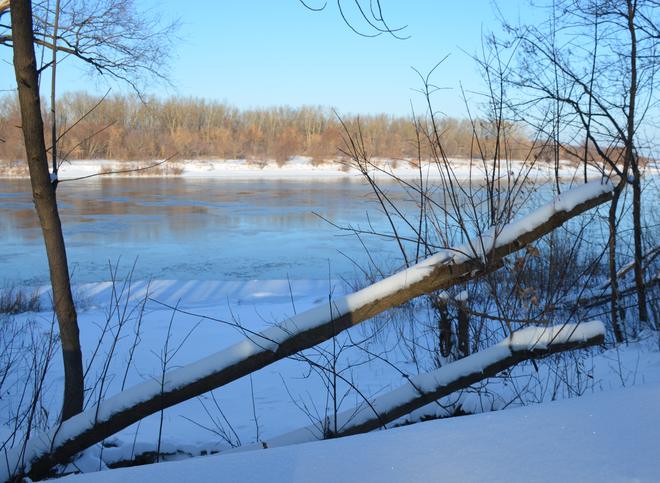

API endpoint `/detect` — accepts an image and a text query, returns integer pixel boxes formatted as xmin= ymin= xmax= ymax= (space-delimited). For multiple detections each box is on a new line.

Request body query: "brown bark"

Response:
xmin=18 ymin=185 xmax=612 ymax=481
xmin=625 ymin=0 xmax=649 ymax=325
xmin=334 ymin=325 xmax=604 ymax=438
xmin=457 ymin=299 xmax=469 ymax=358
xmin=608 ymin=186 xmax=625 ymax=343
xmin=434 ymin=296 xmax=452 ymax=358
xmin=10 ymin=0 xmax=83 ymax=421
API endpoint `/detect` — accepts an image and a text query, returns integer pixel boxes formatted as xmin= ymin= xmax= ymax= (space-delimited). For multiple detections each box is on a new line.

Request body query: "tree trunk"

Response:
xmin=625 ymin=0 xmax=648 ymax=326
xmin=631 ymin=164 xmax=648 ymax=324
xmin=457 ymin=299 xmax=470 ymax=358
xmin=235 ymin=321 xmax=605 ymax=450
xmin=10 ymin=0 xmax=84 ymax=421
xmin=435 ymin=296 xmax=452 ymax=359
xmin=608 ymin=186 xmax=625 ymax=343
xmin=334 ymin=322 xmax=604 ymax=438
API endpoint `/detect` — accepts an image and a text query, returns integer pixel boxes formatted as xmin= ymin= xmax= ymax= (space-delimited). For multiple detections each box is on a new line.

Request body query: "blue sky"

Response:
xmin=1 ymin=1 xmax=540 ymax=117
xmin=154 ymin=0 xmax=537 ymax=116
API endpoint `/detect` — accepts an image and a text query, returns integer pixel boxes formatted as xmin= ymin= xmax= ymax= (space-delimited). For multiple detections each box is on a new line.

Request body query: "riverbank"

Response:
xmin=1 ymin=156 xmax=635 ymax=181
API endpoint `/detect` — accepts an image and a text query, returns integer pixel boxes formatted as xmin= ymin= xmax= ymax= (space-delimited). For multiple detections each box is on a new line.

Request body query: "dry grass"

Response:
xmin=0 ymin=284 xmax=42 ymax=314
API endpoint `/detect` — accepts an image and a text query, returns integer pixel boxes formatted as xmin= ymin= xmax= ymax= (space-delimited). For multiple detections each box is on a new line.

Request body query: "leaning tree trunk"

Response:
xmin=236 ymin=321 xmax=605 ymax=450
xmin=332 ymin=322 xmax=604 ymax=438
xmin=10 ymin=0 xmax=84 ymax=421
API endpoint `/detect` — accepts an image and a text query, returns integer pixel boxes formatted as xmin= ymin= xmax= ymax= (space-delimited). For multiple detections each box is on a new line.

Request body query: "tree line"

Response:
xmin=0 ymin=92 xmax=543 ymax=163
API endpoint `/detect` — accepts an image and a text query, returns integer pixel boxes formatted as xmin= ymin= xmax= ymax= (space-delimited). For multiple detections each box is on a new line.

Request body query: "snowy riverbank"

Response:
xmin=0 ymin=156 xmax=627 ymax=181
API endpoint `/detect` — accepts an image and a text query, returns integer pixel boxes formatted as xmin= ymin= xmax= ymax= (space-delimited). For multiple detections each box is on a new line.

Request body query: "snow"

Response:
xmin=235 ymin=322 xmax=605 ymax=450
xmin=0 ymin=157 xmax=611 ymax=181
xmin=64 ymin=382 xmax=660 ymax=483
xmin=455 ymin=290 xmax=469 ymax=302
xmin=507 ymin=321 xmax=605 ymax=349
xmin=1 ymin=275 xmax=658 ymax=481
xmin=451 ymin=179 xmax=612 ymax=262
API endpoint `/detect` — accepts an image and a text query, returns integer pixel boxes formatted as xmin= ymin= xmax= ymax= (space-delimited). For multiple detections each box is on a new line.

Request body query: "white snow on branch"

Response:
xmin=452 ymin=179 xmax=613 ymax=262
xmin=232 ymin=321 xmax=605 ymax=452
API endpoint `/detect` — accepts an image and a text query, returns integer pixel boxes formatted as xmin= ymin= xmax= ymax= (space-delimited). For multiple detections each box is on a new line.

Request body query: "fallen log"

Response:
xmin=229 ymin=321 xmax=605 ymax=451
xmin=3 ymin=180 xmax=613 ymax=481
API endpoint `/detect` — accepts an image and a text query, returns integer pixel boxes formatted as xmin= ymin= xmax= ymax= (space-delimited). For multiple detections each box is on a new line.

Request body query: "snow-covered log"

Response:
xmin=239 ymin=321 xmax=605 ymax=451
xmin=3 ymin=180 xmax=612 ymax=482
xmin=230 ymin=321 xmax=605 ymax=451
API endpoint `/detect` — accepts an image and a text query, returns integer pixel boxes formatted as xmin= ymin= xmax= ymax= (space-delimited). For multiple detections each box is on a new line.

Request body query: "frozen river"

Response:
xmin=1 ymin=176 xmax=655 ymax=286
xmin=1 ymin=178 xmax=412 ymax=285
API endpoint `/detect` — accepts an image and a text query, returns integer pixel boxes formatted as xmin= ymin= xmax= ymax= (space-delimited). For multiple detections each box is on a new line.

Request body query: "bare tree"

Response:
xmin=10 ymin=0 xmax=83 ymax=422
xmin=1 ymin=0 xmax=177 ymax=91
xmin=490 ymin=0 xmax=659 ymax=339
xmin=4 ymin=0 xmax=176 ymax=422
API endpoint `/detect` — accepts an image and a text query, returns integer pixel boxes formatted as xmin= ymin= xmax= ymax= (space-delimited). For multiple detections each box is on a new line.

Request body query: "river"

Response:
xmin=1 ymin=176 xmax=655 ymax=285
xmin=1 ymin=177 xmax=411 ymax=285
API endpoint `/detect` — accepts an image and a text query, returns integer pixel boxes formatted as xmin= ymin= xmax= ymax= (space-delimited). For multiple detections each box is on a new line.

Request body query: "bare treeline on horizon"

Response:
xmin=1 ymin=92 xmax=596 ymax=165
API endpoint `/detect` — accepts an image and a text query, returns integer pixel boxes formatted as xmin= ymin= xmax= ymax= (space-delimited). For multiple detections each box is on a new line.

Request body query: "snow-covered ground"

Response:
xmin=65 ymin=381 xmax=660 ymax=483
xmin=3 ymin=277 xmax=659 ymax=480
xmin=0 ymin=156 xmax=621 ymax=181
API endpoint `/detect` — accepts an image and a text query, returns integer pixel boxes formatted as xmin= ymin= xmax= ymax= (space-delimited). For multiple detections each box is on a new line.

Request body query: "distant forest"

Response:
xmin=1 ymin=92 xmax=583 ymax=164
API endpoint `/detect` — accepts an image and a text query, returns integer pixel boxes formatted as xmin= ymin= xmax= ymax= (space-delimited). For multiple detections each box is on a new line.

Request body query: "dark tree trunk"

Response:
xmin=457 ymin=299 xmax=470 ymax=358
xmin=10 ymin=0 xmax=83 ymax=421
xmin=631 ymin=166 xmax=648 ymax=324
xmin=625 ymin=0 xmax=648 ymax=326
xmin=436 ymin=298 xmax=452 ymax=358
xmin=608 ymin=186 xmax=625 ymax=343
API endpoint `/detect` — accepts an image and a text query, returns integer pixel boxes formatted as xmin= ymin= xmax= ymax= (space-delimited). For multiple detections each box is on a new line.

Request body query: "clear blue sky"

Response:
xmin=1 ymin=1 xmax=541 ymax=117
